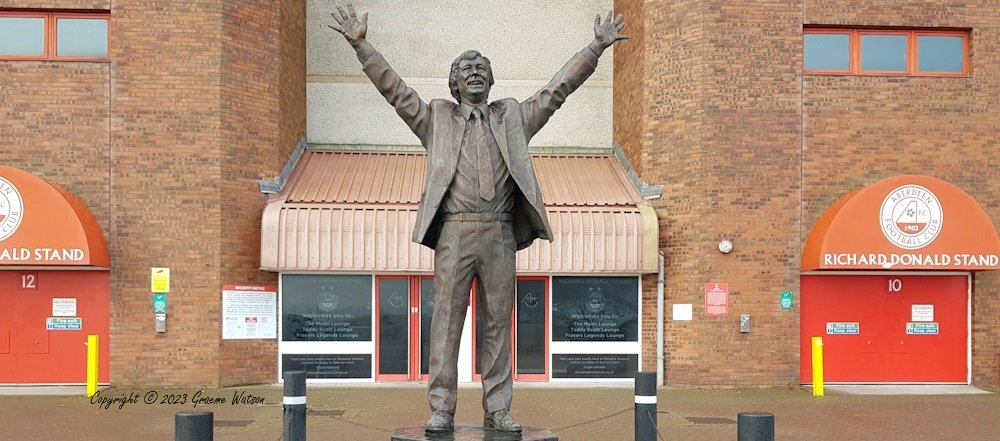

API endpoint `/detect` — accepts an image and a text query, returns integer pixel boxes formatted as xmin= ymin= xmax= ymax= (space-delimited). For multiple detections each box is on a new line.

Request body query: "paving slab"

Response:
xmin=0 ymin=384 xmax=996 ymax=441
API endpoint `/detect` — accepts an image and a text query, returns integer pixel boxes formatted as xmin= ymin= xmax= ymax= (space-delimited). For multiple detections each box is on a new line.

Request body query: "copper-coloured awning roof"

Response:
xmin=261 ymin=150 xmax=658 ymax=273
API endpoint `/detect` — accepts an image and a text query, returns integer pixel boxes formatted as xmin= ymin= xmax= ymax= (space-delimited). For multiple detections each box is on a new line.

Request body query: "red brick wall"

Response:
xmin=218 ymin=0 xmax=283 ymax=386
xmin=109 ymin=0 xmax=225 ymax=388
xmin=279 ymin=0 xmax=306 ymax=161
xmin=620 ymin=0 xmax=1000 ymax=387
xmin=2 ymin=0 xmax=302 ymax=388
xmin=613 ymin=0 xmax=645 ymax=175
xmin=0 ymin=62 xmax=111 ymax=232
xmin=802 ymin=0 xmax=1000 ymax=387
xmin=621 ymin=0 xmax=804 ymax=387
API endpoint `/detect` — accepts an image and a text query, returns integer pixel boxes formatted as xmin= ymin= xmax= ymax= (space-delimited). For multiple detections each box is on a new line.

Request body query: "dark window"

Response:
xmin=377 ymin=278 xmax=409 ymax=376
xmin=516 ymin=278 xmax=546 ymax=375
xmin=551 ymin=276 xmax=638 ymax=342
xmin=282 ymin=354 xmax=371 ymax=379
xmin=419 ymin=278 xmax=434 ymax=375
xmin=281 ymin=275 xmax=372 ymax=342
xmin=551 ymin=354 xmax=638 ymax=379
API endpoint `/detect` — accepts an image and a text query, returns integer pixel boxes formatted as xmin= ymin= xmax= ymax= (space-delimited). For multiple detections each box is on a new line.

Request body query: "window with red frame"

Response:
xmin=0 ymin=11 xmax=109 ymax=61
xmin=804 ymin=28 xmax=969 ymax=76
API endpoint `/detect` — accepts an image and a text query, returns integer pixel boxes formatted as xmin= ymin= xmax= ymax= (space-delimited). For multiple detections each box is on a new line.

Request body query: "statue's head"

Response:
xmin=449 ymin=50 xmax=494 ymax=104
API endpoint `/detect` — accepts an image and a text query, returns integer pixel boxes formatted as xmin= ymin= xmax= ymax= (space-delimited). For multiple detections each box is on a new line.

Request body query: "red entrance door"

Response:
xmin=800 ymin=274 xmax=968 ymax=383
xmin=0 ymin=270 xmax=110 ymax=383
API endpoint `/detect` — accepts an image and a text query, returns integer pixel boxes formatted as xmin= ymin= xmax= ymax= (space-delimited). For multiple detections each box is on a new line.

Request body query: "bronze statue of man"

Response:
xmin=329 ymin=3 xmax=628 ymax=434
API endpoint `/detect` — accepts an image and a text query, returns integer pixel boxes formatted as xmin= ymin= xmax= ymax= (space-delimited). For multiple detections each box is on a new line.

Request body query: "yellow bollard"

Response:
xmin=811 ymin=336 xmax=824 ymax=397
xmin=87 ymin=335 xmax=99 ymax=397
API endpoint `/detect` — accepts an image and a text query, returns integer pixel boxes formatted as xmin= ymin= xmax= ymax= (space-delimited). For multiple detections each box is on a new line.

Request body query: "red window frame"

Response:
xmin=512 ymin=276 xmax=549 ymax=381
xmin=373 ymin=275 xmax=412 ymax=382
xmin=804 ymin=27 xmax=969 ymax=77
xmin=373 ymin=274 xmax=435 ymax=382
xmin=0 ymin=10 xmax=110 ymax=61
xmin=858 ymin=30 xmax=910 ymax=75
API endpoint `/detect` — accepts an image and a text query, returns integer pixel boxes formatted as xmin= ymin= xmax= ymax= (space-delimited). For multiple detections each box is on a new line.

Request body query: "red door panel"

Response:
xmin=0 ymin=270 xmax=109 ymax=384
xmin=19 ymin=329 xmax=50 ymax=354
xmin=801 ymin=274 xmax=968 ymax=383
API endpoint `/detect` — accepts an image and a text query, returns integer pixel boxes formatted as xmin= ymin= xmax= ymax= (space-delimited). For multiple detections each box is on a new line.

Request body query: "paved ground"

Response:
xmin=1 ymin=384 xmax=998 ymax=440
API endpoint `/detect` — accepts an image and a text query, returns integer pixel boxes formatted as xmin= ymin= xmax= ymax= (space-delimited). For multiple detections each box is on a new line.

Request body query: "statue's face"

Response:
xmin=456 ymin=57 xmax=492 ymax=104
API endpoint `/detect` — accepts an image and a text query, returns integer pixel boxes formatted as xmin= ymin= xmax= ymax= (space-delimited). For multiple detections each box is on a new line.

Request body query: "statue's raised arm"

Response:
xmin=590 ymin=11 xmax=630 ymax=55
xmin=329 ymin=3 xmax=433 ymax=146
xmin=328 ymin=3 xmax=368 ymax=48
xmin=519 ymin=10 xmax=629 ymax=141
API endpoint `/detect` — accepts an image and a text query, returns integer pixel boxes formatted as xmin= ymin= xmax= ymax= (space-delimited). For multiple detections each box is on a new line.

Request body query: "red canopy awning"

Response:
xmin=803 ymin=175 xmax=1000 ymax=271
xmin=0 ymin=165 xmax=108 ymax=267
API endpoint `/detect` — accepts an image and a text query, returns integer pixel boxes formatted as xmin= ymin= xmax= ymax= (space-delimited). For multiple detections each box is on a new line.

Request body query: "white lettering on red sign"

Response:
xmin=0 ymin=247 xmax=85 ymax=263
xmin=823 ymin=252 xmax=999 ymax=269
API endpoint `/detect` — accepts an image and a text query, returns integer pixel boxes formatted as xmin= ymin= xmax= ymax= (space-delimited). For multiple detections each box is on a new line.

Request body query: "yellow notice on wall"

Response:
xmin=151 ymin=267 xmax=170 ymax=293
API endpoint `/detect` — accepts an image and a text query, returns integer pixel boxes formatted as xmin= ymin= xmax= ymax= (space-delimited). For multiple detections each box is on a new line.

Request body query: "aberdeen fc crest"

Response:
xmin=0 ymin=177 xmax=24 ymax=242
xmin=880 ymin=184 xmax=943 ymax=250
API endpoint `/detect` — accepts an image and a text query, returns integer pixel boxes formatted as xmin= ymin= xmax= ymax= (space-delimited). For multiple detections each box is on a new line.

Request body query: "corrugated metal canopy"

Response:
xmin=262 ymin=150 xmax=658 ymax=273
xmin=283 ymin=151 xmax=643 ymax=206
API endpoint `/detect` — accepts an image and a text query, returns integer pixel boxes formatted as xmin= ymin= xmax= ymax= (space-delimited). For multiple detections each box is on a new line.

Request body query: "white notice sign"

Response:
xmin=52 ymin=298 xmax=77 ymax=317
xmin=222 ymin=285 xmax=277 ymax=339
xmin=911 ymin=304 xmax=934 ymax=322
xmin=672 ymin=304 xmax=693 ymax=321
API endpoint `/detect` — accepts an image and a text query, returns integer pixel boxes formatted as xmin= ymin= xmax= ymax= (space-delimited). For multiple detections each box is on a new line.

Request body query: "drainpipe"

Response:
xmin=657 ymin=251 xmax=665 ymax=386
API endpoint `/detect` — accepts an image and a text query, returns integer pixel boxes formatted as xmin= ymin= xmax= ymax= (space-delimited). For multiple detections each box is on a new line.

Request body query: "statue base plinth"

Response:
xmin=390 ymin=424 xmax=558 ymax=441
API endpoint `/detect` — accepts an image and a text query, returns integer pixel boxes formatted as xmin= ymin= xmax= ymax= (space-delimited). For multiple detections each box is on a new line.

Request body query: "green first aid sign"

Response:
xmin=780 ymin=292 xmax=793 ymax=310
xmin=153 ymin=293 xmax=167 ymax=313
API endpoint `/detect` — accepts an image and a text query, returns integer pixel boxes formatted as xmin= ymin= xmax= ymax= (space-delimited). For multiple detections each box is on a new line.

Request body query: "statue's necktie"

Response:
xmin=471 ymin=109 xmax=495 ymax=201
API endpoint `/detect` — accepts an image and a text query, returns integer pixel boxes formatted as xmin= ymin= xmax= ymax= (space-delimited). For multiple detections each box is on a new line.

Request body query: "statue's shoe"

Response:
xmin=484 ymin=409 xmax=522 ymax=432
xmin=424 ymin=411 xmax=454 ymax=434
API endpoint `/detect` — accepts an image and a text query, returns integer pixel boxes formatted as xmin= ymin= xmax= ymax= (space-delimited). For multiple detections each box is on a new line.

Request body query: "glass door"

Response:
xmin=514 ymin=277 xmax=548 ymax=380
xmin=473 ymin=276 xmax=549 ymax=381
xmin=418 ymin=277 xmax=434 ymax=380
xmin=375 ymin=276 xmax=409 ymax=380
xmin=375 ymin=275 xmax=434 ymax=381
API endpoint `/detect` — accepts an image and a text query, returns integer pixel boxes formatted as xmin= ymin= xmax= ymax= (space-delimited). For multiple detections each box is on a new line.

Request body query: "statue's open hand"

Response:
xmin=594 ymin=11 xmax=628 ymax=49
xmin=329 ymin=3 xmax=367 ymax=46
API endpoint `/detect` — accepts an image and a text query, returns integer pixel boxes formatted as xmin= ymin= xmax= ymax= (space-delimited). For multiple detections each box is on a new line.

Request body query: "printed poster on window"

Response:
xmin=222 ymin=284 xmax=277 ymax=339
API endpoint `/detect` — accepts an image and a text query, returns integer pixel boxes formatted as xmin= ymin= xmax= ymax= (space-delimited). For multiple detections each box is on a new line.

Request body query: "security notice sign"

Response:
xmin=705 ymin=283 xmax=729 ymax=317
xmin=222 ymin=285 xmax=277 ymax=339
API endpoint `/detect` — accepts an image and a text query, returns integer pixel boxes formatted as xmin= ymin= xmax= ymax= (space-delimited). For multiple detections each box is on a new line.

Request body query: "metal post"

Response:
xmin=284 ymin=370 xmax=307 ymax=441
xmin=86 ymin=335 xmax=98 ymax=397
xmin=737 ymin=412 xmax=774 ymax=441
xmin=811 ymin=336 xmax=824 ymax=396
xmin=175 ymin=411 xmax=213 ymax=441
xmin=634 ymin=371 xmax=657 ymax=441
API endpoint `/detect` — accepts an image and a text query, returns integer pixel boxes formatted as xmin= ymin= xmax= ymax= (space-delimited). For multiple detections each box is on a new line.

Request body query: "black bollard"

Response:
xmin=634 ymin=371 xmax=657 ymax=441
xmin=175 ymin=411 xmax=213 ymax=441
xmin=284 ymin=371 xmax=307 ymax=441
xmin=737 ymin=412 xmax=774 ymax=441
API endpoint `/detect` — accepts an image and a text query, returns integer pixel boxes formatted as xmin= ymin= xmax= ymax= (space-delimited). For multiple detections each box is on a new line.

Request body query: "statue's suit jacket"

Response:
xmin=357 ymin=43 xmax=601 ymax=250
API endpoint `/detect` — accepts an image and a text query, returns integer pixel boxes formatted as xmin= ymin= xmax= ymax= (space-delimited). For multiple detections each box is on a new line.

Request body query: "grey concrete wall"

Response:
xmin=308 ymin=0 xmax=615 ymax=148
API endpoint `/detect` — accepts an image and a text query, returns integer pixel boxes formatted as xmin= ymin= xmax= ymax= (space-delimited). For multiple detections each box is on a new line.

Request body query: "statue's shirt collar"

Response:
xmin=459 ymin=102 xmax=490 ymax=121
